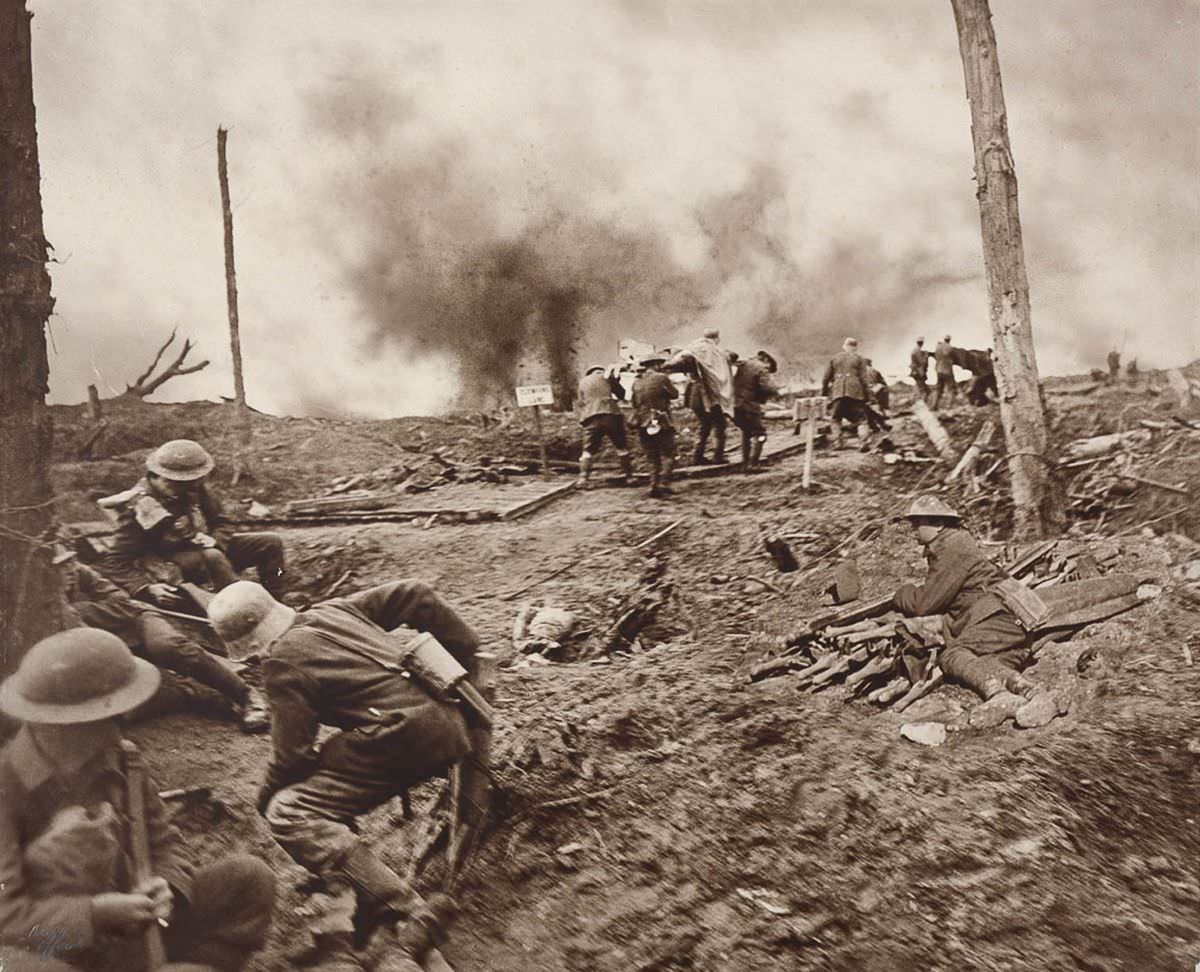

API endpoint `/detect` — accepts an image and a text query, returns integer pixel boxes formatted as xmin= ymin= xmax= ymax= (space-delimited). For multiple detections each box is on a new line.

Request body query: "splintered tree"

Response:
xmin=124 ymin=326 xmax=210 ymax=397
xmin=0 ymin=0 xmax=63 ymax=677
xmin=951 ymin=0 xmax=1063 ymax=538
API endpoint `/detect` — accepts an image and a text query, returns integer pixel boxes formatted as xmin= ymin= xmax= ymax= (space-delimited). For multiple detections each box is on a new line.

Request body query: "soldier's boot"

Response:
xmin=618 ymin=452 xmax=634 ymax=484
xmin=340 ymin=845 xmax=458 ymax=955
xmin=833 ymin=423 xmax=845 ymax=450
xmin=712 ymin=425 xmax=726 ymax=464
xmin=857 ymin=422 xmax=873 ymax=452
xmin=739 ymin=435 xmax=752 ymax=472
xmin=660 ymin=456 xmax=674 ymax=494
xmin=750 ymin=437 xmax=765 ymax=468
xmin=941 ymin=648 xmax=1012 ymax=701
xmin=577 ymin=455 xmax=593 ymax=489
xmin=375 ymin=896 xmax=460 ymax=972
xmin=647 ymin=466 xmax=661 ymax=498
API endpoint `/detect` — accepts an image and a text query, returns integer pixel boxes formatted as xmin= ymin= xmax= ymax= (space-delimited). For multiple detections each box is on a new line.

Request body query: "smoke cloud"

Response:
xmin=27 ymin=0 xmax=1198 ymax=416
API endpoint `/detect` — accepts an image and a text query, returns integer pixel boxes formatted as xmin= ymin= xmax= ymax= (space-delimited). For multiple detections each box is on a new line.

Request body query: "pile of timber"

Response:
xmin=1058 ymin=417 xmax=1197 ymax=524
xmin=748 ymin=543 xmax=1159 ymax=709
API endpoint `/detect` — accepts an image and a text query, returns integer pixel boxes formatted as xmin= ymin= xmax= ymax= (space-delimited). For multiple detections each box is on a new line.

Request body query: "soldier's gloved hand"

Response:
xmin=193 ymin=532 xmax=218 ymax=550
xmin=91 ymin=892 xmax=158 ymax=935
xmin=145 ymin=583 xmax=183 ymax=608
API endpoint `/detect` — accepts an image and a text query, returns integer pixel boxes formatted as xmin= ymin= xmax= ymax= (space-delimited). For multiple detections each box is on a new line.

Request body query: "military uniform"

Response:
xmin=909 ymin=345 xmax=930 ymax=401
xmin=893 ymin=527 xmax=1029 ymax=694
xmin=630 ymin=370 xmax=678 ymax=496
xmin=932 ymin=340 xmax=958 ymax=410
xmin=576 ymin=371 xmax=631 ymax=482
xmin=0 ymin=715 xmax=274 ymax=969
xmin=821 ymin=349 xmax=871 ymax=447
xmin=259 ymin=582 xmax=477 ymax=877
xmin=61 ymin=561 xmax=250 ymax=722
xmin=103 ymin=478 xmax=284 ymax=599
xmin=732 ymin=357 xmax=779 ymax=469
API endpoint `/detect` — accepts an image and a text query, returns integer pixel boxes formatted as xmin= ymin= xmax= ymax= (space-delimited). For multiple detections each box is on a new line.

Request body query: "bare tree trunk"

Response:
xmin=0 ymin=0 xmax=63 ymax=678
xmin=217 ymin=127 xmax=251 ymax=482
xmin=951 ymin=0 xmax=1063 ymax=538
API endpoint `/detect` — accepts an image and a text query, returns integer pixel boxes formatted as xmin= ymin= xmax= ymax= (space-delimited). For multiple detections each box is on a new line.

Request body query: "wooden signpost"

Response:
xmin=516 ymin=383 xmax=555 ymax=480
xmin=793 ymin=396 xmax=827 ymax=489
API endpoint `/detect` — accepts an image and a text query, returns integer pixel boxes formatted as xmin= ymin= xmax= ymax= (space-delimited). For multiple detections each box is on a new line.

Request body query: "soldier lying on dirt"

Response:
xmin=100 ymin=439 xmax=285 ymax=607
xmin=892 ymin=496 xmax=1040 ymax=700
xmin=0 ymin=629 xmax=275 ymax=971
xmin=55 ymin=546 xmax=270 ymax=733
xmin=208 ymin=579 xmax=482 ymax=972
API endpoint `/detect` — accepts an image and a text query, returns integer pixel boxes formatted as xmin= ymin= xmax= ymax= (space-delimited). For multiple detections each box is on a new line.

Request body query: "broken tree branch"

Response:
xmin=125 ymin=328 xmax=210 ymax=397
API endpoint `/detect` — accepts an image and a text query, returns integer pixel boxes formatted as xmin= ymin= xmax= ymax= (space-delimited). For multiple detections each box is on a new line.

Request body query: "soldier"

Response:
xmin=864 ymin=358 xmax=890 ymax=420
xmin=207 ymin=580 xmax=479 ymax=972
xmin=55 ymin=546 xmax=269 ymax=732
xmin=102 ymin=440 xmax=285 ymax=606
xmin=576 ymin=365 xmax=632 ymax=488
xmin=1106 ymin=349 xmax=1120 ymax=384
xmin=630 ymin=354 xmax=679 ymax=498
xmin=963 ymin=349 xmax=998 ymax=406
xmin=0 ymin=629 xmax=276 ymax=971
xmin=932 ymin=335 xmax=958 ymax=410
xmin=909 ymin=337 xmax=930 ymax=402
xmin=732 ymin=349 xmax=781 ymax=472
xmin=665 ymin=328 xmax=733 ymax=465
xmin=891 ymin=496 xmax=1039 ymax=700
xmin=821 ymin=337 xmax=872 ymax=450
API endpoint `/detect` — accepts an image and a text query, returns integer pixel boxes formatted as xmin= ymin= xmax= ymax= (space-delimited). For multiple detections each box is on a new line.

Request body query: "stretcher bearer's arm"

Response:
xmin=348 ymin=582 xmax=480 ymax=670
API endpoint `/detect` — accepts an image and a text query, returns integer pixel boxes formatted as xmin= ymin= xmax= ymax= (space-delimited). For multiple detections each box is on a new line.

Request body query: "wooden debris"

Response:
xmin=946 ymin=419 xmax=995 ymax=483
xmin=912 ymin=399 xmax=954 ymax=459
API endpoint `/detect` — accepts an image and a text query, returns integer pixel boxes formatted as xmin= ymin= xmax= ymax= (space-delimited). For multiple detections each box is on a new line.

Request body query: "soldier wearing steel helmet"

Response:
xmin=206 ymin=580 xmax=474 ymax=972
xmin=891 ymin=496 xmax=1039 ymax=700
xmin=101 ymin=439 xmax=285 ymax=606
xmin=0 ymin=629 xmax=275 ymax=970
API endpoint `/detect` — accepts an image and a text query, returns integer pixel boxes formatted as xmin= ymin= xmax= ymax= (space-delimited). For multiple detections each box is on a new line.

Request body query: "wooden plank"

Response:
xmin=498 ymin=481 xmax=577 ymax=521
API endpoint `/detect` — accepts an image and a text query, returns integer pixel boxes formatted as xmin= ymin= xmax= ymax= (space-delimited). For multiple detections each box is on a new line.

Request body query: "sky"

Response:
xmin=28 ymin=0 xmax=1200 ymax=416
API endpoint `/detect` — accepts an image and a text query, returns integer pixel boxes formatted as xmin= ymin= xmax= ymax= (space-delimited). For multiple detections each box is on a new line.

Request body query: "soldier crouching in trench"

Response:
xmin=207 ymin=579 xmax=481 ymax=972
xmin=0 ymin=629 xmax=276 ymax=972
xmin=891 ymin=496 xmax=1040 ymax=700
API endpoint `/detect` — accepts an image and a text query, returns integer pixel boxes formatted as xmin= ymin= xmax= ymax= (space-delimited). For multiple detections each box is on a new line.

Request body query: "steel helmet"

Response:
xmin=901 ymin=495 xmax=962 ymax=523
xmin=0 ymin=628 xmax=160 ymax=724
xmin=208 ymin=581 xmax=296 ymax=661
xmin=146 ymin=439 xmax=214 ymax=481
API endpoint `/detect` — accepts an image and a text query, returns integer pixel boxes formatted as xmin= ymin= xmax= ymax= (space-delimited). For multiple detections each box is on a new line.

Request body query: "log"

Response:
xmin=748 ymin=655 xmax=805 ymax=682
xmin=1035 ymin=592 xmax=1145 ymax=632
xmin=946 ymin=419 xmax=995 ymax=483
xmin=1060 ymin=429 xmax=1151 ymax=462
xmin=1036 ymin=574 xmax=1138 ymax=624
xmin=869 ymin=677 xmax=911 ymax=704
xmin=1004 ymin=539 xmax=1057 ymax=578
xmin=891 ymin=669 xmax=944 ymax=712
xmin=844 ymin=624 xmax=896 ymax=645
xmin=809 ymin=593 xmax=895 ymax=633
xmin=843 ymin=652 xmax=895 ymax=688
xmin=911 ymin=399 xmax=954 ymax=459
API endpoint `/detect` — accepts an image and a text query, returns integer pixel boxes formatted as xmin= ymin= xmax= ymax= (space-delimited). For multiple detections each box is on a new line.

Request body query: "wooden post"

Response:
xmin=800 ymin=397 xmax=821 ymax=489
xmin=86 ymin=384 xmax=102 ymax=421
xmin=950 ymin=0 xmax=1061 ymax=538
xmin=946 ymin=419 xmax=995 ymax=483
xmin=532 ymin=404 xmax=550 ymax=481
xmin=0 ymin=0 xmax=64 ymax=679
xmin=217 ymin=127 xmax=251 ymax=484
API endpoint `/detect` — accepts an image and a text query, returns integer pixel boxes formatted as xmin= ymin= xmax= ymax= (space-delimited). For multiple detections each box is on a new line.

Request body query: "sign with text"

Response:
xmin=515 ymin=384 xmax=554 ymax=407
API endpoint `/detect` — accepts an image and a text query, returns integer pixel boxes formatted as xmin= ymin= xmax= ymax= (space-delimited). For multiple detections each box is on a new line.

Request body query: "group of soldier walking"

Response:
xmin=576 ymin=328 xmax=782 ymax=497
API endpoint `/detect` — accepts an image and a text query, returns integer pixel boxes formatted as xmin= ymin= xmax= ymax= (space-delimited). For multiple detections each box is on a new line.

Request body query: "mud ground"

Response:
xmin=120 ymin=414 xmax=1199 ymax=971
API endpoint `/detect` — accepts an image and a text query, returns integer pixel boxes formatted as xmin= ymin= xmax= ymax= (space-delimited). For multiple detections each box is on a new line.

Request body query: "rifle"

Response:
xmin=121 ymin=740 xmax=167 ymax=970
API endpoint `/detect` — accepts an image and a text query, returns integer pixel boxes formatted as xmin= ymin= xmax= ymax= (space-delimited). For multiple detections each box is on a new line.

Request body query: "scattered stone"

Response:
xmin=900 ymin=722 xmax=947 ymax=747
